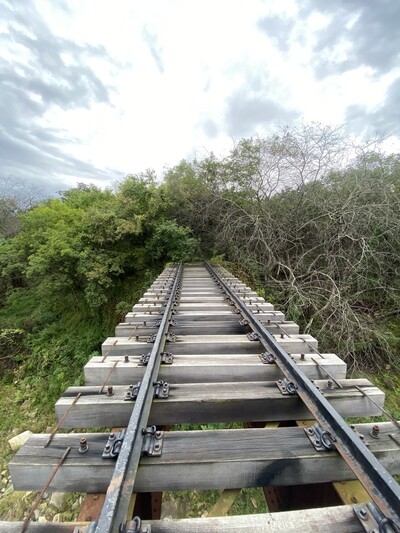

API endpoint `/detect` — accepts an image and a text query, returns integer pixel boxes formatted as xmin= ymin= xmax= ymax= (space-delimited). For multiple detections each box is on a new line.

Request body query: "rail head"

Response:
xmin=205 ymin=261 xmax=400 ymax=526
xmin=95 ymin=263 xmax=183 ymax=533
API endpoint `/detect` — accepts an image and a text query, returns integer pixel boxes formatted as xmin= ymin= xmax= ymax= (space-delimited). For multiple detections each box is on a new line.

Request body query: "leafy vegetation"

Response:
xmin=161 ymin=124 xmax=400 ymax=372
xmin=0 ymin=123 xmax=399 ymax=519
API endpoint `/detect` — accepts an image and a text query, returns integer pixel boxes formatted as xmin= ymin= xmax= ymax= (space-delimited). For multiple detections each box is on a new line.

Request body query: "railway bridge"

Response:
xmin=1 ymin=263 xmax=400 ymax=532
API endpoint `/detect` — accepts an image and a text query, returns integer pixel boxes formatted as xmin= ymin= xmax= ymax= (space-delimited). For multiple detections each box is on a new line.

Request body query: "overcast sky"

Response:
xmin=1 ymin=0 xmax=400 ymax=194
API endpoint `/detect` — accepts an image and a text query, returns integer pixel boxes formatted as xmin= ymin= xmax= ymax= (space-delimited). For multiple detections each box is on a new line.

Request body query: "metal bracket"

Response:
xmin=350 ymin=424 xmax=368 ymax=446
xmin=142 ymin=425 xmax=163 ymax=456
xmin=154 ymin=319 xmax=162 ymax=327
xmin=147 ymin=334 xmax=157 ymax=343
xmin=139 ymin=353 xmax=151 ymax=366
xmin=170 ymin=319 xmax=178 ymax=326
xmin=239 ymin=318 xmax=249 ymax=326
xmin=153 ymin=380 xmax=169 ymax=398
xmin=260 ymin=352 xmax=275 ymax=364
xmin=125 ymin=380 xmax=169 ymax=401
xmin=165 ymin=332 xmax=176 ymax=343
xmin=102 ymin=429 xmax=126 ymax=459
xmin=354 ymin=502 xmax=400 ymax=533
xmin=102 ymin=426 xmax=164 ymax=460
xmin=276 ymin=377 xmax=298 ymax=395
xmin=120 ymin=517 xmax=151 ymax=533
xmin=247 ymin=332 xmax=260 ymax=341
xmin=139 ymin=352 xmax=173 ymax=366
xmin=160 ymin=351 xmax=174 ymax=364
xmin=304 ymin=423 xmax=337 ymax=451
xmin=124 ymin=381 xmax=141 ymax=401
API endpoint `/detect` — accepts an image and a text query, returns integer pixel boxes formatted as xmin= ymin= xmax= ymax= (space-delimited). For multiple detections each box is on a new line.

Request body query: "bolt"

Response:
xmin=79 ymin=437 xmax=88 ymax=454
xmin=351 ymin=496 xmax=358 ymax=503
xmin=124 ymin=355 xmax=129 ymax=363
xmin=327 ymin=380 xmax=334 ymax=389
xmin=280 ymin=333 xmax=284 ymax=339
xmin=107 ymin=385 xmax=114 ymax=397
xmin=105 ymin=444 xmax=111 ymax=452
xmin=358 ymin=508 xmax=368 ymax=520
xmin=300 ymin=353 xmax=305 ymax=360
xmin=370 ymin=425 xmax=380 ymax=439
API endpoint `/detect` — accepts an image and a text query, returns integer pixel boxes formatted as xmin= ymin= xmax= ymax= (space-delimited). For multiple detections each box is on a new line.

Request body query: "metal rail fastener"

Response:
xmin=205 ymin=261 xmax=400 ymax=526
xmin=94 ymin=263 xmax=183 ymax=533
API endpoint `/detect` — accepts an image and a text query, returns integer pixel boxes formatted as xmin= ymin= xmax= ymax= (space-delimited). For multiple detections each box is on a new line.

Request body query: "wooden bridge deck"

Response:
xmin=3 ymin=263 xmax=400 ymax=531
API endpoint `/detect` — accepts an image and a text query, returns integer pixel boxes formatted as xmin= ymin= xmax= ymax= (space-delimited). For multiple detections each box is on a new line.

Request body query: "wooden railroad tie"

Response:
xmin=3 ymin=263 xmax=400 ymax=532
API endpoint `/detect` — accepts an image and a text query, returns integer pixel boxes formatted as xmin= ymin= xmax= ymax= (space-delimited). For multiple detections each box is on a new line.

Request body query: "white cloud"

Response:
xmin=1 ymin=0 xmax=399 ymax=192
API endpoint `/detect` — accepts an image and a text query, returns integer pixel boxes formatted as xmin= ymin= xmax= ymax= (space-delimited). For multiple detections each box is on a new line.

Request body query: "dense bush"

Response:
xmin=1 ymin=124 xmax=399 ymax=385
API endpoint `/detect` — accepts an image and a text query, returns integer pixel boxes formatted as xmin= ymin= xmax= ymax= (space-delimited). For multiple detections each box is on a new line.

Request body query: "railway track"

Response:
xmin=1 ymin=262 xmax=400 ymax=532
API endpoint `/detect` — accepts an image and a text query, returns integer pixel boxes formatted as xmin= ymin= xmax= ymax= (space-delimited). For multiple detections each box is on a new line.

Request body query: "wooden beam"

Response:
xmin=84 ymin=353 xmax=346 ymax=385
xmin=333 ymin=480 xmax=370 ymax=505
xmin=0 ymin=504 xmax=369 ymax=532
xmin=55 ymin=379 xmax=384 ymax=427
xmin=115 ymin=321 xmax=299 ymax=337
xmin=206 ymin=489 xmax=241 ymax=517
xmin=9 ymin=422 xmax=400 ymax=494
xmin=101 ymin=334 xmax=318 ymax=357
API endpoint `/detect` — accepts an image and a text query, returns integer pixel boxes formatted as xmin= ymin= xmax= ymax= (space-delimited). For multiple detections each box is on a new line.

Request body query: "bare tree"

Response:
xmin=0 ymin=177 xmax=42 ymax=237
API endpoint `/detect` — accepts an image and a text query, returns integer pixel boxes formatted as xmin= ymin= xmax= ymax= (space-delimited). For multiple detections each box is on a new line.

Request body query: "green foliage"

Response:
xmin=160 ymin=125 xmax=400 ymax=371
xmin=1 ymin=125 xmax=400 ymax=518
xmin=145 ymin=220 xmax=198 ymax=263
xmin=0 ymin=328 xmax=26 ymax=375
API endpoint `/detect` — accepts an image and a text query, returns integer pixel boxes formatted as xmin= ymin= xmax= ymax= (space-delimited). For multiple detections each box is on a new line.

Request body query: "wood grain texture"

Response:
xmin=84 ymin=352 xmax=347 ymax=385
xmin=9 ymin=422 xmax=400 ymax=493
xmin=55 ymin=379 xmax=384 ymax=427
xmin=101 ymin=334 xmax=318 ymax=357
xmin=115 ymin=321 xmax=300 ymax=337
xmin=0 ymin=505 xmax=366 ymax=532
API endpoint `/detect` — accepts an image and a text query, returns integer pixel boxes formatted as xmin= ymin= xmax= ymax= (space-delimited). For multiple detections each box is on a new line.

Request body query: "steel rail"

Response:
xmin=95 ymin=263 xmax=183 ymax=533
xmin=205 ymin=261 xmax=400 ymax=524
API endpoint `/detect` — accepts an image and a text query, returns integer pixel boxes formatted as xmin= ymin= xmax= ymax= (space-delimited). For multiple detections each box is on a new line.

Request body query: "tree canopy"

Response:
xmin=1 ymin=123 xmax=399 ymax=379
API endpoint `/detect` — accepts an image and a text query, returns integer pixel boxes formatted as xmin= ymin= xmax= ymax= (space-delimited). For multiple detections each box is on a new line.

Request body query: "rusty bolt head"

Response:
xmin=79 ymin=437 xmax=88 ymax=454
xmin=327 ymin=380 xmax=334 ymax=389
xmin=107 ymin=385 xmax=114 ymax=396
xmin=300 ymin=353 xmax=305 ymax=360
xmin=370 ymin=425 xmax=380 ymax=439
